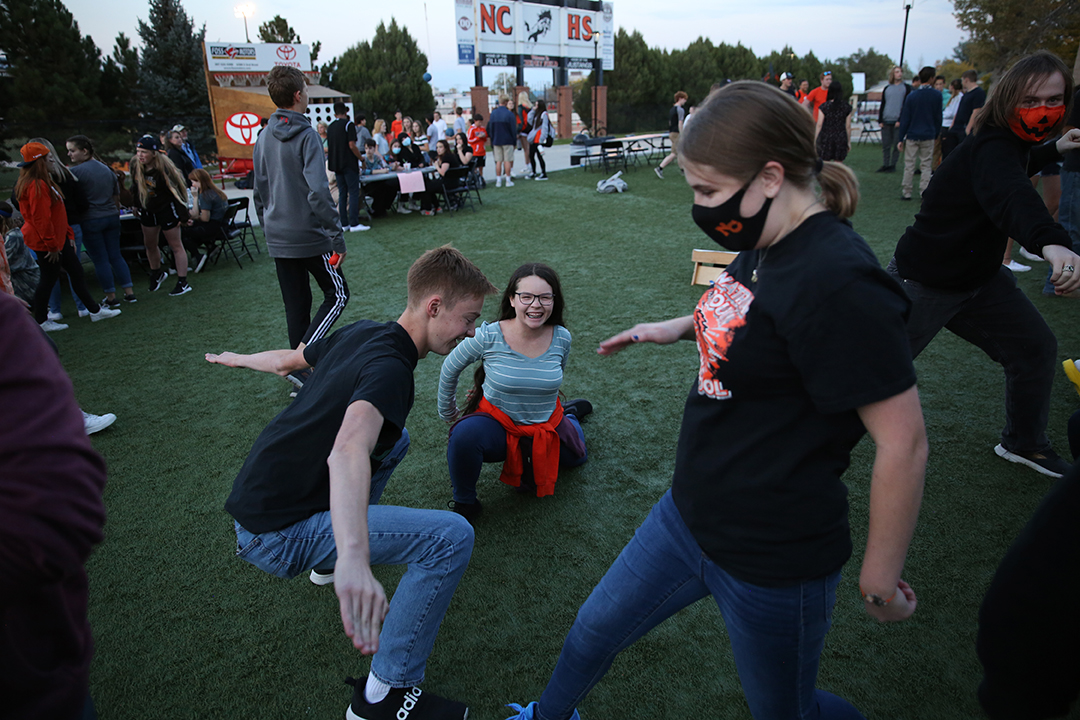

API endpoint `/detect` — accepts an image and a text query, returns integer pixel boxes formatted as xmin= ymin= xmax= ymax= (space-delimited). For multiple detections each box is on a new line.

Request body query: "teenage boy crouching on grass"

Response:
xmin=206 ymin=245 xmax=497 ymax=720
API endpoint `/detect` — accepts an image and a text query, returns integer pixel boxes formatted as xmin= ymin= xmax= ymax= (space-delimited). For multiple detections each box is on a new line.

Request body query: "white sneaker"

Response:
xmin=495 ymin=176 xmax=503 ymax=187
xmin=504 ymin=178 xmax=515 ymax=187
xmin=47 ymin=310 xmax=63 ymax=322
xmin=396 ymin=204 xmax=412 ymax=214
xmin=1018 ymin=247 xmax=1045 ymax=262
xmin=78 ymin=308 xmax=90 ymax=318
xmin=310 ymin=569 xmax=335 ymax=585
xmin=90 ymin=307 xmax=121 ymax=322
xmin=349 ymin=224 xmax=370 ymax=232
xmin=40 ymin=319 xmax=68 ymax=332
xmin=83 ymin=411 xmax=117 ymax=435
xmin=1004 ymin=260 xmax=1031 ymax=273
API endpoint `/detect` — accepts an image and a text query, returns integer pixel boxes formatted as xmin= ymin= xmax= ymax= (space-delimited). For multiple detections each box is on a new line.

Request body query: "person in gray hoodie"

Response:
xmin=254 ymin=65 xmax=349 ymax=360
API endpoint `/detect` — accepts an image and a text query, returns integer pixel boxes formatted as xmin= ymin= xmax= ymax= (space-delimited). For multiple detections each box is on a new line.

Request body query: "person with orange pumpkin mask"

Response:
xmin=886 ymin=51 xmax=1080 ymax=479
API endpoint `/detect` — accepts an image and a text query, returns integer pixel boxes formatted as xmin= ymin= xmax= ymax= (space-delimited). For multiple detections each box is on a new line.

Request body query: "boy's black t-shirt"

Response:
xmin=326 ymin=118 xmax=359 ymax=173
xmin=951 ymin=86 xmax=986 ymax=136
xmin=671 ymin=213 xmax=916 ymax=587
xmin=225 ymin=321 xmax=418 ymax=534
xmin=669 ymin=104 xmax=684 ymax=133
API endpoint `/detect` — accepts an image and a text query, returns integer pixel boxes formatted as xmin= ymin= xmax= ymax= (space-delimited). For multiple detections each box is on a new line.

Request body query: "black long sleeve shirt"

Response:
xmin=894 ymin=125 xmax=1069 ymax=291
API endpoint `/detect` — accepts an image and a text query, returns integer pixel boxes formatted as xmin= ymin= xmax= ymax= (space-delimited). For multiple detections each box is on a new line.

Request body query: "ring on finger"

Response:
xmin=1065 ymin=264 xmax=1076 ymax=273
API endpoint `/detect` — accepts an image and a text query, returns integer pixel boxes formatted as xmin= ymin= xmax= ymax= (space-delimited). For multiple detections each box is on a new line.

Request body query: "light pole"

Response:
xmin=899 ymin=2 xmax=912 ymax=72
xmin=592 ymin=31 xmax=604 ymax=136
xmin=234 ymin=3 xmax=255 ymax=43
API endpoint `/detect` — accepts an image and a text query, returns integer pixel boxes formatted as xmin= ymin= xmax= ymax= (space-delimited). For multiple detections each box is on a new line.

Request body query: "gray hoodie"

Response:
xmin=252 ymin=109 xmax=345 ymax=258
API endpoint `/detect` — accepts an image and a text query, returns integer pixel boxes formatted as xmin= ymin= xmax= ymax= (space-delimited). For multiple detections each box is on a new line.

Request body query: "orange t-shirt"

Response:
xmin=806 ymin=86 xmax=829 ymax=121
xmin=391 ymin=120 xmax=404 ymax=138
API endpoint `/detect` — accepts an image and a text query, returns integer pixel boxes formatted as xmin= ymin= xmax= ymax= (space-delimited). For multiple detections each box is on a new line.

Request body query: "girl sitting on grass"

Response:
xmin=438 ymin=263 xmax=591 ymax=523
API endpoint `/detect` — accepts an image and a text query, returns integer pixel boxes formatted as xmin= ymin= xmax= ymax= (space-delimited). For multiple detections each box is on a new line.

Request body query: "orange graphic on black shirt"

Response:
xmin=695 ymin=271 xmax=754 ymax=400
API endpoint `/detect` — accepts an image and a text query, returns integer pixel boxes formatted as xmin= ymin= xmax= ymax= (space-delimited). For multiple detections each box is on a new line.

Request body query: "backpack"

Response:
xmin=596 ymin=171 xmax=628 ymax=194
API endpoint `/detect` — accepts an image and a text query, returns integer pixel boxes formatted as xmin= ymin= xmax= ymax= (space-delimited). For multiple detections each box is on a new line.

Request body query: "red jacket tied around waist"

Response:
xmin=478 ymin=396 xmax=564 ymax=497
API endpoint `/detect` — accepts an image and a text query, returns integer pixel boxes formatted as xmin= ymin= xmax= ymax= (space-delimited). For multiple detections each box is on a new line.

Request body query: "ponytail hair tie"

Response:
xmin=814 ymin=157 xmax=824 ymax=175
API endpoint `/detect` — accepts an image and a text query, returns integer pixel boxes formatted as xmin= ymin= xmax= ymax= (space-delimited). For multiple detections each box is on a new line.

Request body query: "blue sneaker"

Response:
xmin=504 ymin=701 xmax=580 ymax=720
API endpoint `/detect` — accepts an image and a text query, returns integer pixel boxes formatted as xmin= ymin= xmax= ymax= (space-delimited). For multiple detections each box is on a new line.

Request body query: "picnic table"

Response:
xmin=570 ymin=132 xmax=671 ymax=171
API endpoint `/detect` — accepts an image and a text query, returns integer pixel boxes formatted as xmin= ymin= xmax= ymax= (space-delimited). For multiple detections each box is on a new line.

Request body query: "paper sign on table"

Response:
xmin=397 ymin=170 xmax=427 ymax=194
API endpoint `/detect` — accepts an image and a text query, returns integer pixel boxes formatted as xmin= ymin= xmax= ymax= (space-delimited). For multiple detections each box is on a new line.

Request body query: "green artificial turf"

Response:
xmin=59 ymin=144 xmax=1080 ymax=719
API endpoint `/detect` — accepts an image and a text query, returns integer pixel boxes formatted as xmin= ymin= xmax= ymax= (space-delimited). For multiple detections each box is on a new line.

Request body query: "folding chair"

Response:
xmin=209 ymin=202 xmax=247 ymax=269
xmin=228 ymin=196 xmax=258 ymax=254
xmin=858 ymin=119 xmax=881 ymax=145
xmin=441 ymin=166 xmax=477 ymax=214
xmin=690 ymin=248 xmax=739 ymax=285
xmin=465 ymin=160 xmax=484 ymax=206
xmin=600 ymin=140 xmax=627 ymax=173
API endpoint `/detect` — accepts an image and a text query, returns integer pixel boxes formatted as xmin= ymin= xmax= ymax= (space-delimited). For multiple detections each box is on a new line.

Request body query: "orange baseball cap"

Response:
xmin=18 ymin=141 xmax=50 ymax=167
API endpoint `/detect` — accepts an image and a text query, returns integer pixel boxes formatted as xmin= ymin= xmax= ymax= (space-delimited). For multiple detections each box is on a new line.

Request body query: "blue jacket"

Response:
xmin=488 ymin=106 xmax=517 ymax=146
xmin=898 ymin=86 xmax=944 ymax=142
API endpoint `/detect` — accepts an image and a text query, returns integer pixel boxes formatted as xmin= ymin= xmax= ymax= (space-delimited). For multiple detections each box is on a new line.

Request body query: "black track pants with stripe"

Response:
xmin=274 ymin=253 xmax=350 ymax=349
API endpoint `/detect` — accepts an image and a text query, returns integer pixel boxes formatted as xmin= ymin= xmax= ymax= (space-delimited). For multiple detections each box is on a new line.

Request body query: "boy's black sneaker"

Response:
xmin=148 ymin=269 xmax=169 ymax=292
xmin=447 ymin=499 xmax=482 ymax=526
xmin=286 ymin=368 xmax=312 ymax=389
xmin=345 ymin=677 xmax=468 ymax=720
xmin=169 ymin=279 xmax=192 ymax=296
xmin=994 ymin=444 xmax=1071 ymax=478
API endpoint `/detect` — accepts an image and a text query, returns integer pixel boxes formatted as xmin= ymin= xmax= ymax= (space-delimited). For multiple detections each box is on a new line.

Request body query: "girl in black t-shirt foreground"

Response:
xmin=505 ymin=81 xmax=928 ymax=720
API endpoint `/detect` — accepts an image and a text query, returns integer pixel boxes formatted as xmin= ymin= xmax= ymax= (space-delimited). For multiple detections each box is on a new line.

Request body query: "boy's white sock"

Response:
xmin=365 ymin=674 xmax=391 ymax=704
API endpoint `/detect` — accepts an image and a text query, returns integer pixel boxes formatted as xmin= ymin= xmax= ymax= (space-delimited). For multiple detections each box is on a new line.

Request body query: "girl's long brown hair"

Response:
xmin=131 ymin=149 xmax=187 ymax=208
xmin=189 ymin=168 xmax=228 ymax=202
xmin=14 ymin=157 xmax=63 ymax=205
xmin=461 ymin=264 xmax=566 ymax=417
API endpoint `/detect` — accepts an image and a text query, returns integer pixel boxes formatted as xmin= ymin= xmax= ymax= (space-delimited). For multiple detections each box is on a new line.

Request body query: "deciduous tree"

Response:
xmin=953 ymin=0 xmax=1080 ymax=73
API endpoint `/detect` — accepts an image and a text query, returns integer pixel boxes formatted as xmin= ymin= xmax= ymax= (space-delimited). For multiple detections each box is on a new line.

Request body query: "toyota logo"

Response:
xmin=276 ymin=45 xmax=296 ymax=60
xmin=458 ymin=16 xmax=472 ymax=31
xmin=224 ymin=112 xmax=262 ymax=145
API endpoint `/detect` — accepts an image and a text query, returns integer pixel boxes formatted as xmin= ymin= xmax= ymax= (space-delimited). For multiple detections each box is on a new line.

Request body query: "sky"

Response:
xmin=66 ymin=0 xmax=967 ymax=90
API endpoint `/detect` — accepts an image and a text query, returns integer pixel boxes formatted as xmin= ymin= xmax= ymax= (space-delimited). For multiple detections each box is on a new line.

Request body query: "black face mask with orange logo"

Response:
xmin=1008 ymin=105 xmax=1066 ymax=143
xmin=691 ymin=176 xmax=773 ymax=252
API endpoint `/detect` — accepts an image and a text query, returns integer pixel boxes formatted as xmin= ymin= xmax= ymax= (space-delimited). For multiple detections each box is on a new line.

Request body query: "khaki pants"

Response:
xmin=902 ymin=139 xmax=934 ymax=198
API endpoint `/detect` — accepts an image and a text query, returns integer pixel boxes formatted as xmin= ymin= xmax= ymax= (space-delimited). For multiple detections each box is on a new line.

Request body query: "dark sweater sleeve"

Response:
xmin=0 ymin=292 xmax=106 ymax=599
xmin=970 ymin=132 xmax=1072 ymax=255
xmin=1028 ymin=140 xmax=1064 ymax=177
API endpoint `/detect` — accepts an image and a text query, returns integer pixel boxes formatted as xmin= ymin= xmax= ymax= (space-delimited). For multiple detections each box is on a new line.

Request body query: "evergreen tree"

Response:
xmin=329 ymin=20 xmax=434 ymax=122
xmin=99 ymin=32 xmax=140 ymax=120
xmin=0 ymin=0 xmax=102 ymax=123
xmin=137 ymin=0 xmax=210 ymax=149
